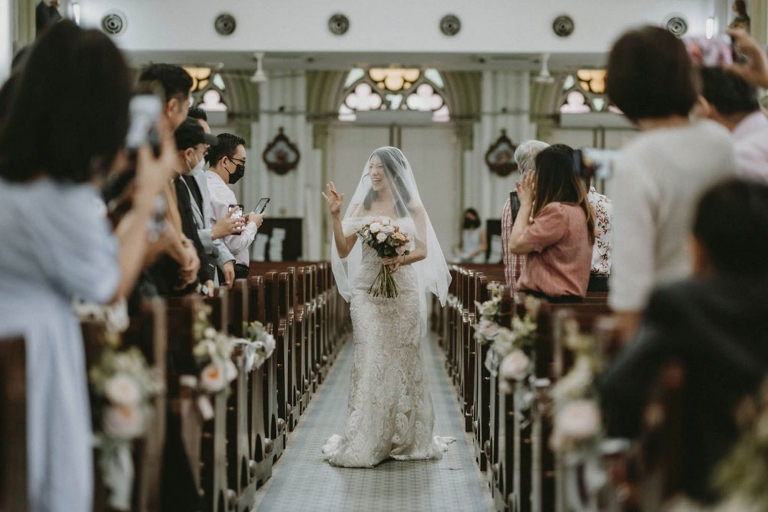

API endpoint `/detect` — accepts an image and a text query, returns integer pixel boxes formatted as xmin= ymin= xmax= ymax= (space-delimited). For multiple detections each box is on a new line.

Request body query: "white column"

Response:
xmin=250 ymin=73 xmax=323 ymax=260
xmin=0 ymin=0 xmax=12 ymax=84
xmin=464 ymin=71 xmax=533 ymax=223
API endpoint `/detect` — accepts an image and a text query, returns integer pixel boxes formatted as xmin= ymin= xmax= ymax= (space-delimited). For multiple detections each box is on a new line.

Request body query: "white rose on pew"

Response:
xmin=478 ymin=319 xmax=500 ymax=340
xmin=369 ymin=222 xmax=382 ymax=233
xmin=203 ymin=327 xmax=217 ymax=340
xmin=103 ymin=404 xmax=145 ymax=439
xmin=500 ymin=350 xmax=530 ymax=381
xmin=491 ymin=328 xmax=516 ymax=357
xmin=552 ymin=400 xmax=601 ymax=451
xmin=477 ymin=299 xmax=500 ymax=318
xmin=224 ymin=359 xmax=238 ymax=382
xmin=194 ymin=340 xmax=217 ymax=362
xmin=265 ymin=334 xmax=276 ymax=357
xmin=104 ymin=373 xmax=141 ymax=407
xmin=200 ymin=362 xmax=228 ymax=392
xmin=551 ymin=356 xmax=593 ymax=405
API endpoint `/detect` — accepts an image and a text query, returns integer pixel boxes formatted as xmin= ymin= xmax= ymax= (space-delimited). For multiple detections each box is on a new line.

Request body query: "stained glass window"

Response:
xmin=339 ymin=68 xmax=449 ymax=122
xmin=559 ymin=69 xmax=616 ymax=114
xmin=185 ymin=66 xmax=229 ymax=112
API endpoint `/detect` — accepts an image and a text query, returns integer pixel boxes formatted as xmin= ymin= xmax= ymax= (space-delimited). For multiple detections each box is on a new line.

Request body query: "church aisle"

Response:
xmin=253 ymin=332 xmax=493 ymax=512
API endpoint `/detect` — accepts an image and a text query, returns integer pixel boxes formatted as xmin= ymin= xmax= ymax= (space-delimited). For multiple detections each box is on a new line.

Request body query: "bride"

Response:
xmin=321 ymin=146 xmax=453 ymax=467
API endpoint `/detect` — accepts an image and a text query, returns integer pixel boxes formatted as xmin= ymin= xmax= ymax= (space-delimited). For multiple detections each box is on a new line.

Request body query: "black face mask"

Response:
xmin=228 ymin=161 xmax=245 ymax=184
xmin=464 ymin=218 xmax=479 ymax=229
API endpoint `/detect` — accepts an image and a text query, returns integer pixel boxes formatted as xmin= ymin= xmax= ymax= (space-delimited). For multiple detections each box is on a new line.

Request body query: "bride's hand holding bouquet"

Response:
xmin=357 ymin=218 xmax=414 ymax=298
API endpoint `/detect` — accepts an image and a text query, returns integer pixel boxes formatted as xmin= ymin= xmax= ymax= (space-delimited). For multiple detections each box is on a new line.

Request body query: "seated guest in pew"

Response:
xmin=501 ymin=140 xmax=549 ymax=293
xmin=0 ymin=21 xmax=175 ymax=512
xmin=456 ymin=207 xmax=487 ymax=263
xmin=600 ymin=179 xmax=768 ymax=505
xmin=206 ymin=133 xmax=265 ymax=280
xmin=605 ymin=26 xmax=737 ymax=337
xmin=699 ymin=66 xmax=768 ymax=183
xmin=184 ymin=108 xmax=242 ymax=288
xmin=172 ymin=117 xmax=221 ymax=296
xmin=509 ymin=145 xmax=594 ymax=303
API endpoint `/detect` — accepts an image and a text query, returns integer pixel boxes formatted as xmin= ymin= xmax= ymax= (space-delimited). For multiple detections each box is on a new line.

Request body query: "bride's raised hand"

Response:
xmin=322 ymin=182 xmax=344 ymax=216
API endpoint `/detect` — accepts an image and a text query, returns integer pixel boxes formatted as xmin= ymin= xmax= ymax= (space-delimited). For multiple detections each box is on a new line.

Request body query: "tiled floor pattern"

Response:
xmin=253 ymin=332 xmax=493 ymax=512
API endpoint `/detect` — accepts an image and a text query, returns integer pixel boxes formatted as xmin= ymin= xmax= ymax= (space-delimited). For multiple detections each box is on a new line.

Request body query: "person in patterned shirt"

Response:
xmin=501 ymin=140 xmax=549 ymax=293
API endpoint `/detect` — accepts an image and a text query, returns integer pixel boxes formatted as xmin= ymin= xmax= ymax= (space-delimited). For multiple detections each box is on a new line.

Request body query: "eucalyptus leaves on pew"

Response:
xmin=237 ymin=320 xmax=277 ymax=372
xmin=89 ymin=346 xmax=163 ymax=510
xmin=711 ymin=380 xmax=768 ymax=510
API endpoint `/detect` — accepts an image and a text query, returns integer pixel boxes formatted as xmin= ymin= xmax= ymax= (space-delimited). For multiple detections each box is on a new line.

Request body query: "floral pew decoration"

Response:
xmin=237 ymin=320 xmax=277 ymax=372
xmin=548 ymin=318 xmax=629 ymax=512
xmin=90 ymin=345 xmax=163 ymax=511
xmin=191 ymin=304 xmax=238 ymax=420
xmin=473 ymin=282 xmax=539 ymax=393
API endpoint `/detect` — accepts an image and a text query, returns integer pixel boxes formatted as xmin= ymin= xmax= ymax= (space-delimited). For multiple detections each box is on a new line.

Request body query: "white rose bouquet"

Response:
xmin=357 ymin=217 xmax=414 ymax=298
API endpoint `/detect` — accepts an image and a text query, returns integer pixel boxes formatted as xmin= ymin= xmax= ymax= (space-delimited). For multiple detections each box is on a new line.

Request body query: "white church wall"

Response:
xmin=1 ymin=0 xmax=11 ymax=83
xmin=77 ymin=0 xmax=717 ymax=54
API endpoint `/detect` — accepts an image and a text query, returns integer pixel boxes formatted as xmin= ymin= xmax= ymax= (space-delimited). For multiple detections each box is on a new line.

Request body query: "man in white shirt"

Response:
xmin=206 ymin=133 xmax=264 ymax=279
xmin=699 ymin=66 xmax=768 ymax=183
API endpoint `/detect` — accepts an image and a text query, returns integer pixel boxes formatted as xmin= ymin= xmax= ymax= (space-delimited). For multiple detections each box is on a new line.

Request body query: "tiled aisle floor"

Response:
xmin=253 ymin=332 xmax=494 ymax=512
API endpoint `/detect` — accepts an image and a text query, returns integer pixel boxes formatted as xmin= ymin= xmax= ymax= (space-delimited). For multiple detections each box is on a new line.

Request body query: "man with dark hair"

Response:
xmin=699 ymin=67 xmax=768 ymax=182
xmin=601 ymin=179 xmax=768 ymax=505
xmin=182 ymin=109 xmax=243 ymax=287
xmin=206 ymin=133 xmax=264 ymax=279
xmin=138 ymin=63 xmax=193 ymax=129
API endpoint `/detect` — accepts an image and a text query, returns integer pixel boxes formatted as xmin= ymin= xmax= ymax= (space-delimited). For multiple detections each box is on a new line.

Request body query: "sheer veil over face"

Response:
xmin=330 ymin=146 xmax=451 ymax=335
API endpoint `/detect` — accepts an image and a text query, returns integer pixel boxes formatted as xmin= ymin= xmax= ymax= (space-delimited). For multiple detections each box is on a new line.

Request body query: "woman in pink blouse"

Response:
xmin=509 ymin=146 xmax=594 ymax=302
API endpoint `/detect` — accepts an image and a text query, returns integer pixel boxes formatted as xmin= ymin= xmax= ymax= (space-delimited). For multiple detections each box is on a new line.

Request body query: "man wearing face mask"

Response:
xmin=206 ymin=133 xmax=264 ymax=279
xmin=183 ymin=108 xmax=243 ymax=288
xmin=172 ymin=118 xmax=219 ymax=295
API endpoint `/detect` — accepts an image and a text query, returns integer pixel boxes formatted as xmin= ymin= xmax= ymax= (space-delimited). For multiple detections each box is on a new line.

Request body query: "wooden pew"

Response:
xmin=0 ymin=336 xmax=26 ymax=512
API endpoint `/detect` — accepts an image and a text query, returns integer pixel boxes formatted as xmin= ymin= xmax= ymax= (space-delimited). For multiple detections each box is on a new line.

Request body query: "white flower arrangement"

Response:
xmin=237 ymin=320 xmax=277 ymax=372
xmin=89 ymin=346 xmax=163 ymax=510
xmin=192 ymin=304 xmax=238 ymax=395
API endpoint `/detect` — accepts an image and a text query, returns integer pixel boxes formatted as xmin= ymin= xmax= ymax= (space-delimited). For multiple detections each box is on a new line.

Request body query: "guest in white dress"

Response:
xmin=0 ymin=21 xmax=174 ymax=512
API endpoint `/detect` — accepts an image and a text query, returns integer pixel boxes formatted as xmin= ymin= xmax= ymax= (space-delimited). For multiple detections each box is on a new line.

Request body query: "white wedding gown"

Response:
xmin=323 ymin=218 xmax=453 ymax=467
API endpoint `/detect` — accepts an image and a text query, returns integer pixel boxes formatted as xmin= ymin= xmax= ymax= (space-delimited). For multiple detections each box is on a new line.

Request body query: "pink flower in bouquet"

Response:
xmin=103 ymin=404 xmax=146 ymax=439
xmin=394 ymin=232 xmax=407 ymax=242
xmin=376 ymin=232 xmax=388 ymax=243
xmin=369 ymin=222 xmax=382 ymax=233
xmin=396 ymin=245 xmax=407 ymax=256
xmin=381 ymin=225 xmax=395 ymax=234
xmin=393 ymin=225 xmax=400 ymax=233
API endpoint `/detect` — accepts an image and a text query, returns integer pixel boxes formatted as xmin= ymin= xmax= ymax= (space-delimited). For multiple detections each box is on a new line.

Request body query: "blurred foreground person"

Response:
xmin=0 ymin=21 xmax=173 ymax=512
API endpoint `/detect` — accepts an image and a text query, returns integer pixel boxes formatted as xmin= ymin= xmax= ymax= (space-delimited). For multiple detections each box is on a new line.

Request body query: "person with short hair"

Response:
xmin=605 ymin=26 xmax=737 ymax=336
xmin=699 ymin=66 xmax=768 ymax=182
xmin=183 ymin=108 xmax=241 ymax=287
xmin=601 ymin=178 xmax=768 ymax=505
xmin=138 ymin=63 xmax=193 ymax=130
xmin=509 ymin=146 xmax=594 ymax=302
xmin=206 ymin=133 xmax=264 ymax=279
xmin=501 ymin=140 xmax=549 ymax=292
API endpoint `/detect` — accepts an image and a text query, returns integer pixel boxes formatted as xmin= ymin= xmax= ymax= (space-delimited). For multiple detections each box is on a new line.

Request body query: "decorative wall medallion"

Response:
xmin=485 ymin=130 xmax=518 ymax=177
xmin=552 ymin=15 xmax=575 ymax=37
xmin=101 ymin=12 xmax=126 ymax=35
xmin=262 ymin=128 xmax=300 ymax=175
xmin=214 ymin=14 xmax=237 ymax=36
xmin=440 ymin=15 xmax=461 ymax=36
xmin=666 ymin=16 xmax=688 ymax=36
xmin=328 ymin=14 xmax=350 ymax=35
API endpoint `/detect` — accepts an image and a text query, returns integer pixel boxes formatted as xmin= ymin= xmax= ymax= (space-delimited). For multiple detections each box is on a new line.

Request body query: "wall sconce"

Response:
xmin=706 ymin=17 xmax=715 ymax=39
xmin=71 ymin=2 xmax=81 ymax=26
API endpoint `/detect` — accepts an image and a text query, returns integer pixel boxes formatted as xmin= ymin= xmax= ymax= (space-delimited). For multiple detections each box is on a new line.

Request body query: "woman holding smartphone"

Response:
xmin=508 ymin=146 xmax=594 ymax=302
xmin=0 ymin=21 xmax=174 ymax=512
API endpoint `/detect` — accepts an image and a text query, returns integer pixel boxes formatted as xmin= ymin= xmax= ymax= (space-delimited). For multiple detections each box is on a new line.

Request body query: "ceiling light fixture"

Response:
xmin=250 ymin=52 xmax=267 ymax=83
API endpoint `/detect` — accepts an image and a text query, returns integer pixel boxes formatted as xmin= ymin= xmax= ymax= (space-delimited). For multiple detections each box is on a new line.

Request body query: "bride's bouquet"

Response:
xmin=357 ymin=217 xmax=414 ymax=298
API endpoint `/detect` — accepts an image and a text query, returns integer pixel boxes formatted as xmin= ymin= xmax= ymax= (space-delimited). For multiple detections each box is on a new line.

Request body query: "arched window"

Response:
xmin=559 ymin=70 xmax=621 ymax=114
xmin=184 ymin=67 xmax=229 ymax=112
xmin=339 ymin=68 xmax=450 ymax=122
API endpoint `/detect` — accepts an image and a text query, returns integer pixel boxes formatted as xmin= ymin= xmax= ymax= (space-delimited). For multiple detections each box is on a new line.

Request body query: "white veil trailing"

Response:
xmin=330 ymin=146 xmax=451 ymax=335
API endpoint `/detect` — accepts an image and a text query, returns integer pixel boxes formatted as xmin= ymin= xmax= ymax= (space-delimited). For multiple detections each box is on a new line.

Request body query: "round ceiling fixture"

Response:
xmin=101 ymin=12 xmax=126 ymax=35
xmin=666 ymin=16 xmax=688 ymax=36
xmin=214 ymin=14 xmax=237 ymax=36
xmin=552 ymin=15 xmax=575 ymax=37
xmin=328 ymin=14 xmax=350 ymax=35
xmin=440 ymin=14 xmax=461 ymax=36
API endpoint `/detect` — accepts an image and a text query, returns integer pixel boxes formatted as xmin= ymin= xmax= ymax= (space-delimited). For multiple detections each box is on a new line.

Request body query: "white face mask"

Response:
xmin=186 ymin=153 xmax=205 ymax=175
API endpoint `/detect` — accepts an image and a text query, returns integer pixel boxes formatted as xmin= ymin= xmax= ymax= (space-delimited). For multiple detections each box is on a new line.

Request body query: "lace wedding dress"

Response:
xmin=323 ymin=218 xmax=453 ymax=467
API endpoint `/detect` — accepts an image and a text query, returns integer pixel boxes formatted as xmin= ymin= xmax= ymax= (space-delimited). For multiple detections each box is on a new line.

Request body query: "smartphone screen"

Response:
xmin=125 ymin=94 xmax=162 ymax=157
xmin=253 ymin=197 xmax=270 ymax=214
xmin=683 ymin=34 xmax=734 ymax=67
xmin=509 ymin=191 xmax=520 ymax=222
